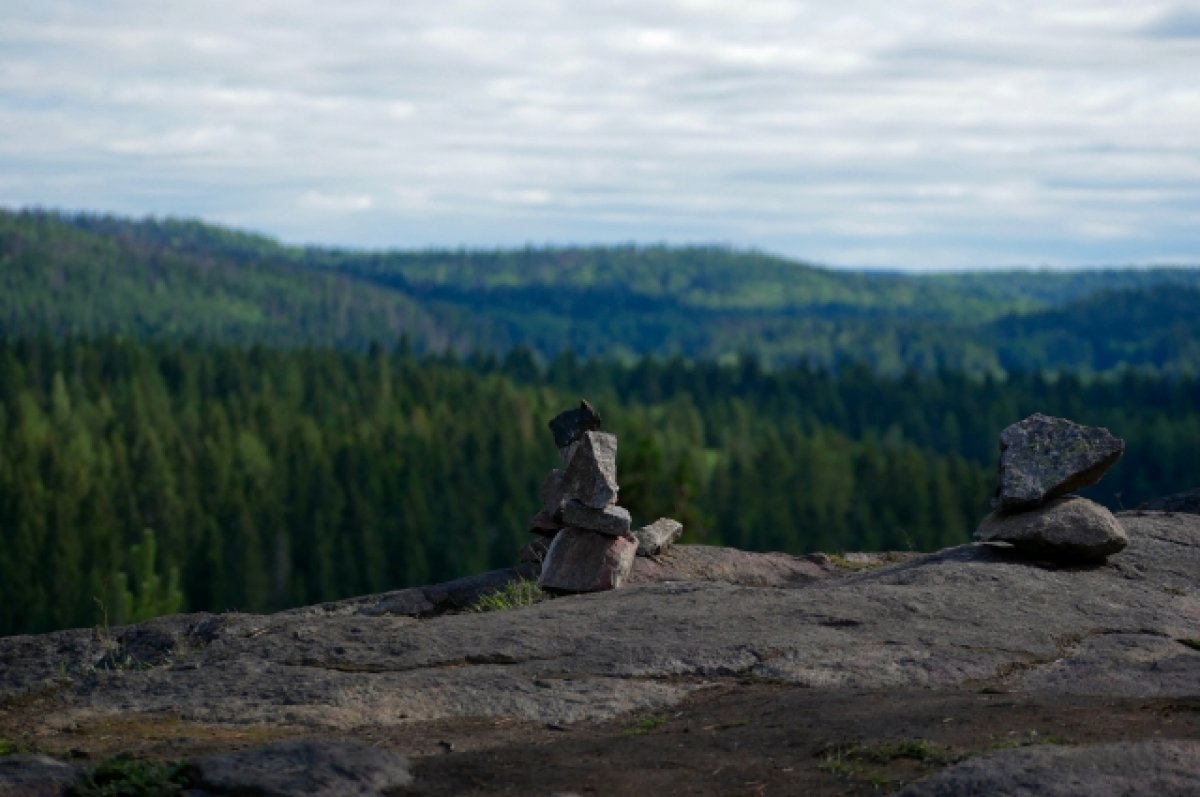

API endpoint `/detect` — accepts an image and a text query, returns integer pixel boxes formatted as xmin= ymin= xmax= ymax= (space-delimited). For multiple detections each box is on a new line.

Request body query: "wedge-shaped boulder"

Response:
xmin=538 ymin=527 xmax=637 ymax=593
xmin=560 ymin=499 xmax=631 ymax=536
xmin=976 ymin=495 xmax=1128 ymax=561
xmin=560 ymin=430 xmax=619 ymax=509
xmin=993 ymin=413 xmax=1124 ymax=511
xmin=634 ymin=517 xmax=684 ymax=556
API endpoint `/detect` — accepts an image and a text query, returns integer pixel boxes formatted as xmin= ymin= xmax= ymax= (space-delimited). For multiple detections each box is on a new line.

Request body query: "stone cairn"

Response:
xmin=524 ymin=400 xmax=684 ymax=593
xmin=975 ymin=413 xmax=1128 ymax=561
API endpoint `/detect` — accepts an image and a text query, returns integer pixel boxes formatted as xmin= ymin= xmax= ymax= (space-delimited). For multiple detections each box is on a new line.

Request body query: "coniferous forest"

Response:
xmin=1 ymin=210 xmax=1199 ymax=636
xmin=2 ymin=337 xmax=1199 ymax=636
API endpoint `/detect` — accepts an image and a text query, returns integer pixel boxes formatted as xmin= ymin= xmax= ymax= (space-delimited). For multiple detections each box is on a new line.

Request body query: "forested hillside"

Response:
xmin=3 ymin=337 xmax=1197 ymax=636
xmin=3 ymin=209 xmax=1199 ymax=374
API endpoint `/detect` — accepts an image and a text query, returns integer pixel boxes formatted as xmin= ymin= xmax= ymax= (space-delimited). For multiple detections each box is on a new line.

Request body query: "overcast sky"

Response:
xmin=1 ymin=1 xmax=1198 ymax=269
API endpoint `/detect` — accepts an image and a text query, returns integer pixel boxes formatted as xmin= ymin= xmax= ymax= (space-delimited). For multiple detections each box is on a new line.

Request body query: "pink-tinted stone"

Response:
xmin=537 ymin=527 xmax=637 ymax=593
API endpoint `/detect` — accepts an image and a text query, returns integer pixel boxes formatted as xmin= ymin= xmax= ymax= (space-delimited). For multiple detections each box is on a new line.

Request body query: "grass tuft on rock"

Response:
xmin=816 ymin=737 xmax=957 ymax=783
xmin=468 ymin=578 xmax=545 ymax=613
xmin=0 ymin=739 xmax=20 ymax=757
xmin=623 ymin=715 xmax=667 ymax=736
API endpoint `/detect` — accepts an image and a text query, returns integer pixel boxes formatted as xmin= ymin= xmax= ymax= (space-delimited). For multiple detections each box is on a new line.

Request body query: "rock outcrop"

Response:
xmin=2 ymin=512 xmax=1197 ymax=796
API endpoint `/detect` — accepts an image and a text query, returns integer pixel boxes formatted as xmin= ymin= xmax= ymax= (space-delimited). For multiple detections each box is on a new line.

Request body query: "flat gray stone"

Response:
xmin=892 ymin=740 xmax=1200 ymax=797
xmin=560 ymin=500 xmax=632 ymax=536
xmin=976 ymin=495 xmax=1128 ymax=560
xmin=634 ymin=517 xmax=684 ymax=556
xmin=190 ymin=738 xmax=412 ymax=796
xmin=626 ymin=544 xmax=832 ymax=585
xmin=994 ymin=413 xmax=1124 ymax=511
xmin=538 ymin=527 xmax=637 ymax=593
xmin=0 ymin=755 xmax=79 ymax=797
xmin=559 ymin=431 xmax=619 ymax=510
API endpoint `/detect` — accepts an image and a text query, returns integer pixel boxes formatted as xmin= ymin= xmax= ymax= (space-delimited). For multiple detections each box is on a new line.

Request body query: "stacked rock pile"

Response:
xmin=526 ymin=401 xmax=684 ymax=593
xmin=975 ymin=413 xmax=1128 ymax=561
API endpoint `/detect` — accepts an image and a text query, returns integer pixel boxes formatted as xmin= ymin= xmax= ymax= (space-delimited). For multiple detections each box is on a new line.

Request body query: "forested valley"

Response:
xmin=5 ymin=209 xmax=1200 ymax=375
xmin=2 ymin=336 xmax=1197 ymax=636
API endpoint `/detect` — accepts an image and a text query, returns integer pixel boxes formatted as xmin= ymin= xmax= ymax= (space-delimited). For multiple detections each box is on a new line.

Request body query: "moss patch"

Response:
xmin=623 ymin=715 xmax=667 ymax=736
xmin=815 ymin=737 xmax=958 ymax=789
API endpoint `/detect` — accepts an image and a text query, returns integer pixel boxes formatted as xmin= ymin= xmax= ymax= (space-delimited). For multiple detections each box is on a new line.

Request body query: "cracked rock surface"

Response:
xmin=1 ymin=512 xmax=1198 ymax=796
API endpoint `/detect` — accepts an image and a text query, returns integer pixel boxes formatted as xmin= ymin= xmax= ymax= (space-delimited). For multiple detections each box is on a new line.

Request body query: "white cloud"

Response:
xmin=299 ymin=191 xmax=375 ymax=213
xmin=0 ymin=0 xmax=1196 ymax=268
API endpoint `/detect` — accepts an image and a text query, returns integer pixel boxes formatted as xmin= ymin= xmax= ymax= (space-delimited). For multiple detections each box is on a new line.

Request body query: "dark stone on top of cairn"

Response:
xmin=548 ymin=399 xmax=602 ymax=452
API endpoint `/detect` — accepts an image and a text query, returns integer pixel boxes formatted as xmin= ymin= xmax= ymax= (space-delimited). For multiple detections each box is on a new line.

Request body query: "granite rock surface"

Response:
xmin=2 ymin=512 xmax=1198 ymax=796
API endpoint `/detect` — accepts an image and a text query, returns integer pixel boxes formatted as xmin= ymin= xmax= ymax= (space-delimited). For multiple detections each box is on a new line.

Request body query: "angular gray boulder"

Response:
xmin=975 ymin=495 xmax=1128 ymax=560
xmin=559 ymin=430 xmax=619 ymax=509
xmin=189 ymin=738 xmax=413 ymax=796
xmin=634 ymin=517 xmax=684 ymax=556
xmin=538 ymin=527 xmax=637 ymax=592
xmin=993 ymin=413 xmax=1124 ymax=511
xmin=560 ymin=499 xmax=632 ymax=536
